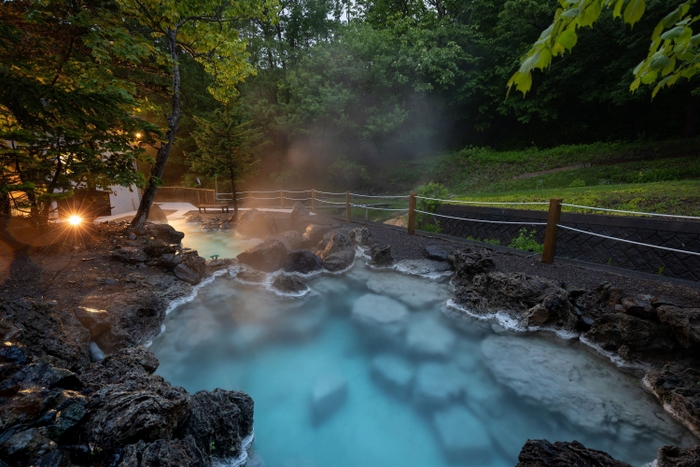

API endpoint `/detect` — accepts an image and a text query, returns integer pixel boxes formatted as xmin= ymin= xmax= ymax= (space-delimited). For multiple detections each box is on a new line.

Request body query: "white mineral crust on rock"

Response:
xmin=351 ymin=294 xmax=409 ymax=338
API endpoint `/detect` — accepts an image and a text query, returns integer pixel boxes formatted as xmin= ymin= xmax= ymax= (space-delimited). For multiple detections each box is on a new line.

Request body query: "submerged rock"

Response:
xmin=370 ymin=354 xmax=414 ymax=396
xmin=351 ymin=294 xmax=409 ymax=339
xmin=433 ymin=406 xmax=492 ymax=460
xmin=310 ymin=374 xmax=348 ymax=424
xmin=481 ymin=335 xmax=690 ymax=441
xmin=413 ymin=362 xmax=467 ymax=408
xmin=405 ymin=315 xmax=456 ymax=358
xmin=516 ymin=440 xmax=633 ymax=467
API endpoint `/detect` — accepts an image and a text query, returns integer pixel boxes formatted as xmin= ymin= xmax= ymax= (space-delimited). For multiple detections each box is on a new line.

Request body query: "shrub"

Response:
xmin=508 ymin=228 xmax=544 ymax=253
xmin=415 ymin=182 xmax=449 ymax=233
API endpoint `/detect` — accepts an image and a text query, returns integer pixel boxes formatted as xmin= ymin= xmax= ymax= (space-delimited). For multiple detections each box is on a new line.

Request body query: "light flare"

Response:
xmin=68 ymin=215 xmax=83 ymax=226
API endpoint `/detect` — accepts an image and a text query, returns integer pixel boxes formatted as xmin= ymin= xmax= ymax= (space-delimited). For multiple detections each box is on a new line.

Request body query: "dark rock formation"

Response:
xmin=448 ymin=248 xmax=495 ymax=285
xmin=284 ymin=249 xmax=323 ymax=274
xmin=645 ymin=360 xmax=700 ymax=438
xmin=74 ymin=306 xmax=112 ymax=339
xmin=235 ymin=266 xmax=267 ymax=283
xmin=237 ymin=239 xmax=288 ymax=272
xmin=656 ymin=445 xmax=700 ymax=467
xmin=423 ymin=244 xmax=455 ymax=262
xmin=302 ymin=224 xmax=332 ymax=247
xmin=272 ymin=275 xmax=308 ymax=294
xmin=140 ymin=223 xmax=184 ymax=245
xmin=348 ymin=227 xmax=371 ymax=246
xmin=111 ymin=246 xmax=148 ymax=265
xmin=121 ymin=436 xmax=206 ymax=467
xmin=453 ymin=272 xmax=577 ymax=331
xmin=143 ymin=238 xmax=177 ymax=258
xmin=369 ymin=244 xmax=393 ymax=266
xmin=318 ymin=230 xmax=355 ymax=271
xmin=656 ymin=305 xmax=700 ymax=349
xmin=584 ymin=313 xmax=678 ymax=360
xmin=0 ymin=298 xmax=90 ymax=372
xmin=516 ymin=440 xmax=633 ymax=467
xmin=276 ymin=230 xmax=303 ymax=251
xmin=176 ymin=389 xmax=254 ymax=463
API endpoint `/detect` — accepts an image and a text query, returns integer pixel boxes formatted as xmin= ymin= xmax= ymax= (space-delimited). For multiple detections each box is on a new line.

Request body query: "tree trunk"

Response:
xmin=131 ymin=29 xmax=182 ymax=228
xmin=230 ymin=168 xmax=238 ymax=222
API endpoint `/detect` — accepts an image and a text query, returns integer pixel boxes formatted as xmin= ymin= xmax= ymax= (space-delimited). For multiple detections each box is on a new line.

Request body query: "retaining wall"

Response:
xmin=438 ymin=205 xmax=700 ymax=282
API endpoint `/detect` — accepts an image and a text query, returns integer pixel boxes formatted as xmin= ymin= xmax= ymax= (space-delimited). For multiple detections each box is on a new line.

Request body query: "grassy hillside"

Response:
xmin=374 ymin=139 xmax=700 ymax=216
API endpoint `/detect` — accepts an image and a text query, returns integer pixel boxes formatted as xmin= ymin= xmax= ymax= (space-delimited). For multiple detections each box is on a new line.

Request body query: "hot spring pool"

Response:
xmin=150 ymin=222 xmax=695 ymax=466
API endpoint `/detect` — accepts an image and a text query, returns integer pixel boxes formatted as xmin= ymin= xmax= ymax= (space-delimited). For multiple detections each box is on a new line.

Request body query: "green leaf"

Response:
xmin=691 ymin=33 xmax=700 ymax=46
xmin=662 ymin=7 xmax=683 ymax=28
xmin=623 ymin=0 xmax=645 ymax=27
xmin=612 ymin=0 xmax=625 ymax=18
xmin=561 ymin=8 xmax=579 ymax=18
xmin=682 ymin=67 xmax=698 ymax=79
xmin=579 ymin=1 xmax=603 ymax=27
xmin=661 ymin=26 xmax=685 ymax=41
xmin=641 ymin=70 xmax=658 ymax=84
xmin=558 ymin=29 xmax=578 ymax=50
xmin=662 ymin=56 xmax=676 ymax=76
xmin=650 ymin=55 xmax=671 ymax=70
xmin=519 ymin=52 xmax=541 ymax=74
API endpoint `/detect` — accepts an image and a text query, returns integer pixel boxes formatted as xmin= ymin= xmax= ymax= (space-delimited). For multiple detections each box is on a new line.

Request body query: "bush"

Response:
xmin=508 ymin=228 xmax=544 ymax=253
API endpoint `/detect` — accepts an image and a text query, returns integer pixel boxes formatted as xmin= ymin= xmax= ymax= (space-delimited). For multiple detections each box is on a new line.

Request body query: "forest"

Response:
xmin=2 ymin=0 xmax=700 ymax=225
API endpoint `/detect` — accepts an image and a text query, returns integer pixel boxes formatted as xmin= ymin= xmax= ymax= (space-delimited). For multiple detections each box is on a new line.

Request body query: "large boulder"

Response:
xmin=284 ymin=249 xmax=323 ymax=274
xmin=237 ymin=239 xmax=288 ymax=272
xmin=74 ymin=306 xmax=112 ymax=339
xmin=236 ymin=209 xmax=276 ymax=238
xmin=644 ymin=360 xmax=700 ymax=438
xmin=323 ymin=250 xmax=355 ymax=272
xmin=271 ymin=275 xmax=308 ymax=295
xmin=176 ymin=389 xmax=254 ymax=464
xmin=317 ymin=230 xmax=353 ymax=259
xmin=145 ymin=223 xmax=184 ymax=244
xmin=516 ymin=440 xmax=633 ymax=467
xmin=301 ymin=224 xmax=332 ymax=248
xmin=275 ymin=230 xmax=303 ymax=251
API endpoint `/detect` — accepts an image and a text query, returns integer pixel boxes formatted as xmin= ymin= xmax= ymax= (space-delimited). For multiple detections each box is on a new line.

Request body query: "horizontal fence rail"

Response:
xmin=157 ymin=186 xmax=700 ymax=281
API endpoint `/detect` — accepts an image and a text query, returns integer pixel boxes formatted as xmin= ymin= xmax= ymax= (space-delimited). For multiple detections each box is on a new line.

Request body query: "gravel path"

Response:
xmin=350 ymin=219 xmax=700 ymax=307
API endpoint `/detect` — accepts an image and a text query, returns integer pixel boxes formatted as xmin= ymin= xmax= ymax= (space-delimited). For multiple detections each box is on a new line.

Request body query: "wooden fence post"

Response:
xmin=542 ymin=198 xmax=563 ymax=264
xmin=345 ymin=191 xmax=351 ymax=223
xmin=408 ymin=193 xmax=416 ymax=235
xmin=311 ymin=189 xmax=316 ymax=213
xmin=247 ymin=190 xmax=251 ymax=208
xmin=280 ymin=189 xmax=284 ymax=209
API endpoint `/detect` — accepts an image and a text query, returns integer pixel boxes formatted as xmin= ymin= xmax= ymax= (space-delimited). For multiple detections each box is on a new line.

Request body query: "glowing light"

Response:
xmin=68 ymin=215 xmax=83 ymax=226
xmin=135 ymin=132 xmax=142 ymax=139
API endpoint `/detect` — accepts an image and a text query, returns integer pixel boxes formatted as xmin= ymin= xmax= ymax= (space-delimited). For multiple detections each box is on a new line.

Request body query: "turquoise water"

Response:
xmin=150 ymin=255 xmax=695 ymax=467
xmin=168 ymin=218 xmax=261 ymax=259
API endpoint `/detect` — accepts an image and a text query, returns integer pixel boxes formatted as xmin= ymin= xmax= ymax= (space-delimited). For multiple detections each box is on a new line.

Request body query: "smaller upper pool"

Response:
xmin=150 ymin=223 xmax=695 ymax=467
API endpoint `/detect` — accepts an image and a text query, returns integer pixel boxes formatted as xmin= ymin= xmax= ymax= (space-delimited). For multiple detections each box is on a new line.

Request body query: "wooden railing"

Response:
xmin=154 ymin=187 xmax=216 ymax=205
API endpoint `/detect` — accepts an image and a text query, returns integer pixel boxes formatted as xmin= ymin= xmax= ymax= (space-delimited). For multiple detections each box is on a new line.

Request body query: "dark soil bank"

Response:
xmin=1 ymin=209 xmax=699 ymax=467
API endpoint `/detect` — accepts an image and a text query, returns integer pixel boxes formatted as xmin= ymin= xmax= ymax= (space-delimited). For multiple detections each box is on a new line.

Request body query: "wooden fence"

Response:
xmin=154 ymin=187 xmax=216 ymax=206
